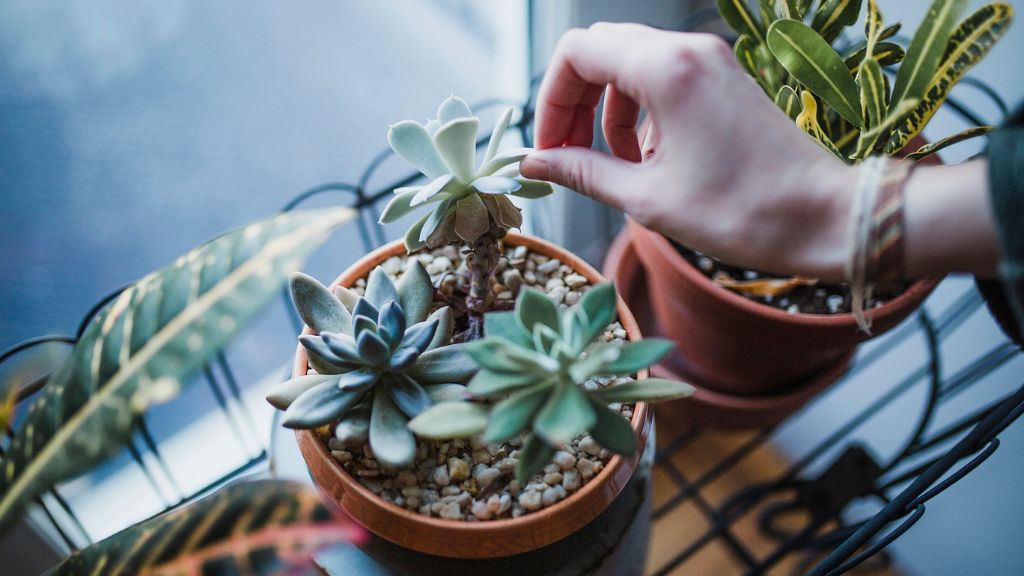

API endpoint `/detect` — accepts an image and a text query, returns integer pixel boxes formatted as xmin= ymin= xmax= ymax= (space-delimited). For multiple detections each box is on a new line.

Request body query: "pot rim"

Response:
xmin=292 ymin=231 xmax=654 ymax=550
xmin=626 ymin=218 xmax=942 ymax=328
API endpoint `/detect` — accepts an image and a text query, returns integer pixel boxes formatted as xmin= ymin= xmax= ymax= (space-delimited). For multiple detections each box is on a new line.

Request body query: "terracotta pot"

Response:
xmin=604 ymin=229 xmax=851 ymax=429
xmin=293 ymin=231 xmax=654 ymax=559
xmin=622 ymin=217 xmax=940 ymax=398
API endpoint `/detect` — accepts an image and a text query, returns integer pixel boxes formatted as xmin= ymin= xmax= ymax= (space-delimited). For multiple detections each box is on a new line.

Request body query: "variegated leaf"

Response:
xmin=796 ymin=90 xmax=846 ymax=160
xmin=889 ymin=0 xmax=968 ymax=110
xmin=775 ymin=85 xmax=802 ymax=120
xmin=857 ymin=57 xmax=887 ymax=130
xmin=886 ymin=2 xmax=1013 ymax=152
xmin=811 ymin=0 xmax=863 ymax=44
xmin=864 ymin=0 xmax=884 ymax=56
xmin=855 ymin=98 xmax=920 ymax=158
xmin=717 ymin=0 xmax=766 ymax=44
xmin=52 ymin=480 xmax=364 ymax=576
xmin=735 ymin=34 xmax=761 ymax=84
xmin=0 ymin=208 xmax=354 ymax=531
xmin=845 ymin=42 xmax=905 ymax=74
xmin=905 ymin=125 xmax=994 ymax=160
xmin=768 ymin=20 xmax=864 ymax=126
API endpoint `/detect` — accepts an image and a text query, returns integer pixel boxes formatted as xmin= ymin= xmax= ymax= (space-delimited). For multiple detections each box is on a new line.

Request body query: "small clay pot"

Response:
xmin=293 ymin=231 xmax=653 ymax=559
xmin=598 ymin=222 xmax=913 ymax=428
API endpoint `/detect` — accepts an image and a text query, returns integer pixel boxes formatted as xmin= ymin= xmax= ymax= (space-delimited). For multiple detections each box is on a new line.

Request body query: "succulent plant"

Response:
xmin=379 ymin=95 xmax=554 ymax=252
xmin=722 ymin=0 xmax=1012 ymax=162
xmin=266 ymin=263 xmax=477 ymax=468
xmin=409 ymin=283 xmax=695 ymax=482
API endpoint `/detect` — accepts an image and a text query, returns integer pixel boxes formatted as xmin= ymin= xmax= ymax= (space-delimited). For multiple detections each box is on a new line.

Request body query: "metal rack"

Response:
xmin=3 ymin=35 xmax=1021 ymax=576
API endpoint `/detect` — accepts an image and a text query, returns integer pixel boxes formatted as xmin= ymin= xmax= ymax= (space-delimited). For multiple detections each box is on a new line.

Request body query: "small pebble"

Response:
xmin=579 ymin=436 xmax=602 ymax=456
xmin=563 ymin=470 xmax=581 ymax=491
xmin=448 ymin=457 xmax=470 ymax=482
xmin=520 ymin=490 xmax=543 ymax=511
xmin=553 ymin=451 xmax=576 ymax=470
xmin=434 ymin=465 xmax=451 ymax=487
xmin=542 ymin=485 xmax=567 ymax=507
xmin=471 ymin=500 xmax=493 ymax=520
xmin=439 ymin=502 xmax=462 ymax=520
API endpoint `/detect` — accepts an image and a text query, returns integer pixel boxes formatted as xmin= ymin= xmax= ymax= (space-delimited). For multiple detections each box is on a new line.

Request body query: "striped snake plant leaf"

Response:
xmin=52 ymin=480 xmax=364 ymax=576
xmin=857 ymin=57 xmax=888 ymax=130
xmin=889 ymin=0 xmax=968 ymax=112
xmin=904 ymin=125 xmax=995 ymax=160
xmin=717 ymin=0 xmax=766 ymax=44
xmin=886 ymin=2 xmax=1013 ymax=152
xmin=767 ymin=19 xmax=864 ymax=127
xmin=0 ymin=208 xmax=354 ymax=532
xmin=775 ymin=85 xmax=802 ymax=120
xmin=795 ymin=90 xmax=846 ymax=160
xmin=811 ymin=0 xmax=863 ymax=44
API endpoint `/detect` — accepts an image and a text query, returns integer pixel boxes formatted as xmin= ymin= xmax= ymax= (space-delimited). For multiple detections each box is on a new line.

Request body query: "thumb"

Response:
xmin=521 ymin=147 xmax=637 ymax=211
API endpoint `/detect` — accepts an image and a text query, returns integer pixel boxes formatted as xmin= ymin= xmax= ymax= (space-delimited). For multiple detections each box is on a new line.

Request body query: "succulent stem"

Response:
xmin=463 ymin=227 xmax=504 ymax=341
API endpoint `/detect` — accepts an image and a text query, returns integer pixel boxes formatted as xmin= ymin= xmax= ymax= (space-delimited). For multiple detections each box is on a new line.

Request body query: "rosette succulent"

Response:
xmin=409 ymin=283 xmax=695 ymax=482
xmin=266 ymin=264 xmax=476 ymax=467
xmin=379 ymin=95 xmax=554 ymax=251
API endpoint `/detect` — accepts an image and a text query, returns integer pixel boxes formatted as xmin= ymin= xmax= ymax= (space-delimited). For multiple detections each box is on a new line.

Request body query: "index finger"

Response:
xmin=533 ymin=24 xmax=655 ymax=150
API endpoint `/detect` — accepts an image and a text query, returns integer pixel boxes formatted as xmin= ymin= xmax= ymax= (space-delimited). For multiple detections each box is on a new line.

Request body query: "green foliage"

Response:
xmin=409 ymin=283 xmax=694 ymax=483
xmin=721 ymin=0 xmax=1012 ymax=163
xmin=52 ymin=480 xmax=364 ymax=576
xmin=0 ymin=208 xmax=354 ymax=533
xmin=268 ymin=264 xmax=474 ymax=468
xmin=381 ymin=96 xmax=554 ymax=252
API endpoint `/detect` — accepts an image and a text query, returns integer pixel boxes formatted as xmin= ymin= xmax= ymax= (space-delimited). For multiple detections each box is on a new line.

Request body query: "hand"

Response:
xmin=520 ymin=23 xmax=856 ymax=280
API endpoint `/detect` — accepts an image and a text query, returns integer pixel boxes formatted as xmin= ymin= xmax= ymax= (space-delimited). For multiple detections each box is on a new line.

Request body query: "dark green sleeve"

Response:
xmin=978 ymin=104 xmax=1024 ymax=347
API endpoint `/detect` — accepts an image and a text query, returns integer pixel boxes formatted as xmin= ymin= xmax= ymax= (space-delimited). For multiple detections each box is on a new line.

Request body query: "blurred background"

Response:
xmin=1 ymin=1 xmax=1021 ymax=574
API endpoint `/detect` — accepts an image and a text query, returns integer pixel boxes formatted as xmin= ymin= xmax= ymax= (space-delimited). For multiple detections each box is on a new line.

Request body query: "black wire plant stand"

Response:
xmin=2 ymin=17 xmax=1021 ymax=576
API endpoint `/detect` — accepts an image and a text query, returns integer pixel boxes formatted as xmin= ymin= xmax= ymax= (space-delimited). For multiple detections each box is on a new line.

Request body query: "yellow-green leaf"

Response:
xmin=845 ymin=42 xmax=905 ymax=74
xmin=886 ymin=2 xmax=1013 ymax=153
xmin=718 ymin=0 xmax=766 ymax=44
xmin=811 ymin=0 xmax=863 ymax=43
xmin=855 ymin=98 xmax=920 ymax=158
xmin=0 ymin=208 xmax=354 ymax=533
xmin=52 ymin=480 xmax=363 ymax=576
xmin=796 ymin=90 xmax=846 ymax=160
xmin=890 ymin=0 xmax=968 ymax=109
xmin=904 ymin=125 xmax=994 ymax=161
xmin=768 ymin=20 xmax=864 ymax=127
xmin=735 ymin=34 xmax=761 ymax=84
xmin=864 ymin=0 xmax=884 ymax=56
xmin=857 ymin=57 xmax=887 ymax=130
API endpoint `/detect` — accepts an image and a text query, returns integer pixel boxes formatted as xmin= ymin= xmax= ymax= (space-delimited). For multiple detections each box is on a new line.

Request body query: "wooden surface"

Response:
xmin=646 ymin=415 xmax=903 ymax=576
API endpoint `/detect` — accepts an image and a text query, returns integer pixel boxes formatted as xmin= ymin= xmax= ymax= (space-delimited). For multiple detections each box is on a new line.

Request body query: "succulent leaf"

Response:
xmin=471 ymin=175 xmax=522 ymax=195
xmin=591 ymin=377 xmax=697 ymax=403
xmin=510 ymin=179 xmax=555 ymax=199
xmin=483 ymin=107 xmax=514 ymax=164
xmin=356 ymin=330 xmax=391 ymax=366
xmin=379 ymin=188 xmax=420 ymax=224
xmin=424 ymin=383 xmax=469 ymax=403
xmin=384 ymin=373 xmax=432 ymax=419
xmin=533 ymin=380 xmax=595 ymax=447
xmin=396 ymin=262 xmax=434 ymax=324
xmin=387 ymin=120 xmax=449 ymax=180
xmin=266 ymin=374 xmax=338 ymax=410
xmin=411 ymin=174 xmax=457 ymax=207
xmin=352 ymin=315 xmax=377 ymax=339
xmin=339 ymin=368 xmax=378 ymax=391
xmin=334 ymin=409 xmax=371 ymax=446
xmin=353 ymin=298 xmax=380 ymax=325
xmin=321 ymin=332 xmax=361 ymax=363
xmin=365 ymin=267 xmax=401 ymax=310
xmin=464 ymin=338 xmax=559 ymax=375
xmin=484 ymin=310 xmax=532 ymax=348
xmin=600 ymin=339 xmax=675 ymax=375
xmin=369 ymin=388 xmax=417 ymax=467
xmin=388 ymin=346 xmax=421 ymax=372
xmin=419 ymin=196 xmax=456 ymax=243
xmin=493 ymin=195 xmax=523 ymax=229
xmin=299 ymin=335 xmax=359 ymax=373
xmin=408 ymin=401 xmax=488 ymax=439
xmin=578 ymin=283 xmax=617 ymax=344
xmin=407 ymin=345 xmax=477 ymax=384
xmin=516 ymin=287 xmax=560 ymax=335
xmin=476 ymin=148 xmax=532 ymax=177
xmin=454 ymin=193 xmax=490 ymax=243
xmin=516 ymin=434 xmax=556 ymax=484
xmin=433 ymin=117 xmax=479 ymax=182
xmin=425 ymin=306 xmax=455 ymax=350
xmin=404 ymin=214 xmax=430 ymax=252
xmin=283 ymin=380 xmax=369 ymax=429
xmin=437 ymin=95 xmax=473 ymax=124
xmin=400 ymin=318 xmax=440 ymax=355
xmin=587 ymin=399 xmax=637 ymax=456
xmin=378 ymin=302 xmax=407 ymax=349
xmin=290 ymin=272 xmax=352 ymax=334
xmin=333 ymin=285 xmax=360 ymax=312
xmin=485 ymin=386 xmax=550 ymax=443
xmin=468 ymin=369 xmax=542 ymax=397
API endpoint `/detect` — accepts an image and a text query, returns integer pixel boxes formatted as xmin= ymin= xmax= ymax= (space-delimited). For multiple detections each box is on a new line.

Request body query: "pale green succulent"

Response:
xmin=379 ymin=96 xmax=554 ymax=251
xmin=266 ymin=264 xmax=476 ymax=467
xmin=409 ymin=283 xmax=695 ymax=482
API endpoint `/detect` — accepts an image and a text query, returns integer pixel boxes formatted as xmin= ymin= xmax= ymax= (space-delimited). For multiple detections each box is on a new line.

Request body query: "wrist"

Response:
xmin=780 ymin=157 xmax=856 ymax=282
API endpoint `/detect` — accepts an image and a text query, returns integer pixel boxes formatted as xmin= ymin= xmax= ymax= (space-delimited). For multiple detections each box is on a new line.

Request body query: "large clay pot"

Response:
xmin=293 ymin=232 xmax=654 ymax=560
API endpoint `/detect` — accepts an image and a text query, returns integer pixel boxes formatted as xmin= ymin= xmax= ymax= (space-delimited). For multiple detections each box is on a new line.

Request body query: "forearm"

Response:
xmin=904 ymin=160 xmax=1001 ymax=279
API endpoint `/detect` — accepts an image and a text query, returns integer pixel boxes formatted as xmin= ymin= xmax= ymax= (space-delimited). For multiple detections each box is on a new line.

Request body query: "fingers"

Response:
xmin=521 ymin=146 xmax=640 ymax=212
xmin=533 ymin=24 xmax=655 ymax=150
xmin=602 ymin=85 xmax=641 ymax=162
